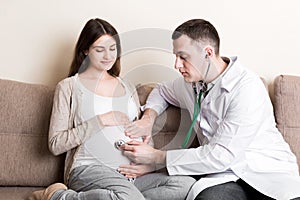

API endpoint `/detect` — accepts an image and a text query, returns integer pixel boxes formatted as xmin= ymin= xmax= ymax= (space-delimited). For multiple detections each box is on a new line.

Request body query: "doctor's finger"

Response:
xmin=126 ymin=140 xmax=143 ymax=145
xmin=143 ymin=136 xmax=151 ymax=144
xmin=118 ymin=169 xmax=137 ymax=178
xmin=124 ymin=126 xmax=139 ymax=136
xmin=124 ymin=122 xmax=136 ymax=129
xmin=120 ymin=144 xmax=135 ymax=151
xmin=122 ymin=153 xmax=137 ymax=163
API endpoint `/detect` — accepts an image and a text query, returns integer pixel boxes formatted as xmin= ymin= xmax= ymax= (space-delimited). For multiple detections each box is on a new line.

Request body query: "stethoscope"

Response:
xmin=181 ymin=81 xmax=207 ymax=148
xmin=181 ymin=57 xmax=210 ymax=148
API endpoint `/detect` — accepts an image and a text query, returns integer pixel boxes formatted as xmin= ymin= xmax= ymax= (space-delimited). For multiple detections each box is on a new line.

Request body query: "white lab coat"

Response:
xmin=146 ymin=56 xmax=300 ymax=200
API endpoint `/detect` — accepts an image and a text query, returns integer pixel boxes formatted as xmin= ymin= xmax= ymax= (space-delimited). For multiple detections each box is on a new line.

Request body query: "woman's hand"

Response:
xmin=118 ymin=163 xmax=155 ymax=178
xmin=98 ymin=111 xmax=130 ymax=126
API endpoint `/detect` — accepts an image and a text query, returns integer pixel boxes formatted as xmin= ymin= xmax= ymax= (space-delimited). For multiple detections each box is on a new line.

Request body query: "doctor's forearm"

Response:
xmin=141 ymin=108 xmax=158 ymax=124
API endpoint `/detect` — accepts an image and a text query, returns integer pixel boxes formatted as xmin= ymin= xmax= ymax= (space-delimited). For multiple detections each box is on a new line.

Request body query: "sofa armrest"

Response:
xmin=273 ymin=75 xmax=300 ymax=172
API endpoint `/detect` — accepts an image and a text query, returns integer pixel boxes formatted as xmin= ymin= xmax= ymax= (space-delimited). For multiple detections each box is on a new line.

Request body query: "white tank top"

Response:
xmin=72 ymin=77 xmax=141 ymax=170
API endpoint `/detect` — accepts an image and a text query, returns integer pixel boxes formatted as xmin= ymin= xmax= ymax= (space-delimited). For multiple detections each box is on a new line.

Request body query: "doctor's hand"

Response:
xmin=98 ymin=111 xmax=130 ymax=126
xmin=124 ymin=116 xmax=153 ymax=139
xmin=118 ymin=163 xmax=155 ymax=178
xmin=120 ymin=140 xmax=166 ymax=165
xmin=124 ymin=108 xmax=157 ymax=139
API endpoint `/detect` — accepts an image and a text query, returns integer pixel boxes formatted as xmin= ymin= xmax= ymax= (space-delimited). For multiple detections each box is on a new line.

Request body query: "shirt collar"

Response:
xmin=219 ymin=56 xmax=245 ymax=92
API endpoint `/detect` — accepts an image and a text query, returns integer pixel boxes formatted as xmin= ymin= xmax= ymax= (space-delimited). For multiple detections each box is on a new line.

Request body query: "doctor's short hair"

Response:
xmin=172 ymin=19 xmax=220 ymax=55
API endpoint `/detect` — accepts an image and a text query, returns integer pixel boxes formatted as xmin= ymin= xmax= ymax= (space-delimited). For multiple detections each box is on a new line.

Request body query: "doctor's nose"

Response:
xmin=174 ymin=57 xmax=184 ymax=69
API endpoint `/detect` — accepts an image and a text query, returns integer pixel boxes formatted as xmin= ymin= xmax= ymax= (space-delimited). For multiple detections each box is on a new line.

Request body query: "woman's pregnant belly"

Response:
xmin=83 ymin=126 xmax=142 ymax=169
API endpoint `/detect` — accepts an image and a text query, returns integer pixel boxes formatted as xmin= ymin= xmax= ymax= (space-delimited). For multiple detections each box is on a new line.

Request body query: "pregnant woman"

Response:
xmin=29 ymin=18 xmax=194 ymax=200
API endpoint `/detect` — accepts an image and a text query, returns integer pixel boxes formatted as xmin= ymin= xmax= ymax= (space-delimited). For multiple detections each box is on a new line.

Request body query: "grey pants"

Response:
xmin=195 ymin=179 xmax=300 ymax=200
xmin=51 ymin=164 xmax=195 ymax=200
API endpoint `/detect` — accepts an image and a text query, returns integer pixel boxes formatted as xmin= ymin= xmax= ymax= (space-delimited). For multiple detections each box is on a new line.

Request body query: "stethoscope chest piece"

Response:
xmin=114 ymin=139 xmax=126 ymax=150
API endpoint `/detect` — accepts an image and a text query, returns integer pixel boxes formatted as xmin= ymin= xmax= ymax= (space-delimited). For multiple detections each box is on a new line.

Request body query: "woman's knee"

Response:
xmin=80 ymin=187 xmax=145 ymax=200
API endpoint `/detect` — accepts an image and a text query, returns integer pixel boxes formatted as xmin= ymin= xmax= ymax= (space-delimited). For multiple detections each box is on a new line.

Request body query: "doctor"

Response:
xmin=119 ymin=19 xmax=300 ymax=200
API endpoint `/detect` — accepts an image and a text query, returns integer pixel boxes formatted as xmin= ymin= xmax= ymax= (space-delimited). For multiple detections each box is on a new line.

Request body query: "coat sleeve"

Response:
xmin=166 ymin=77 xmax=269 ymax=175
xmin=145 ymin=79 xmax=182 ymax=115
xmin=48 ymin=79 xmax=104 ymax=156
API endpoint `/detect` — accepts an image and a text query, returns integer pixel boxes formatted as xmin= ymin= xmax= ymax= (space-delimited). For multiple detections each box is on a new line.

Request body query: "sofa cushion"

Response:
xmin=0 ymin=187 xmax=44 ymax=200
xmin=274 ymin=75 xmax=300 ymax=172
xmin=0 ymin=79 xmax=64 ymax=186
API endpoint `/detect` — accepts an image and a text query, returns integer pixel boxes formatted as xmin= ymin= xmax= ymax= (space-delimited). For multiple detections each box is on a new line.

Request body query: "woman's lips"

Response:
xmin=101 ymin=61 xmax=113 ymax=65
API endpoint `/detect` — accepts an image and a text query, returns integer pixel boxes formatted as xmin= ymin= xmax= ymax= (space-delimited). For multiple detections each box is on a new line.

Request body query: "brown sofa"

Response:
xmin=0 ymin=75 xmax=299 ymax=200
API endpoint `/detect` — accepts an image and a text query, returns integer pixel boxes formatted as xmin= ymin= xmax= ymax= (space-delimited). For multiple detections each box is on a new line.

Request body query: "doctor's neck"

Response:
xmin=201 ymin=55 xmax=228 ymax=83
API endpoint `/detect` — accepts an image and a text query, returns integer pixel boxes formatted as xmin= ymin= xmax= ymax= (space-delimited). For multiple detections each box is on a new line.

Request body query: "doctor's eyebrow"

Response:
xmin=173 ymin=50 xmax=187 ymax=55
xmin=174 ymin=52 xmax=189 ymax=58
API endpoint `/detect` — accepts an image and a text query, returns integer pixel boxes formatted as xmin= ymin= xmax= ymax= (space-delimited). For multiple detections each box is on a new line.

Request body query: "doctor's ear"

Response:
xmin=203 ymin=46 xmax=213 ymax=59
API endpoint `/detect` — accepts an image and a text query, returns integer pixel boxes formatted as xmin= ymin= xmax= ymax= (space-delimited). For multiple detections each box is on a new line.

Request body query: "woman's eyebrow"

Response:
xmin=93 ymin=43 xmax=116 ymax=48
xmin=92 ymin=46 xmax=104 ymax=49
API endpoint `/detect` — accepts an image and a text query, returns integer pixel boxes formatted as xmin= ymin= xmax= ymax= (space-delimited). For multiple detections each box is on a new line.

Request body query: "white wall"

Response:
xmin=1 ymin=0 xmax=300 ymax=87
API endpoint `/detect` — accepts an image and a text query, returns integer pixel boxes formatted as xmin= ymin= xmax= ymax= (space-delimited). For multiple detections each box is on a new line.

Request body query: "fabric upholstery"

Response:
xmin=273 ymin=75 xmax=300 ymax=172
xmin=0 ymin=187 xmax=43 ymax=200
xmin=0 ymin=79 xmax=65 ymax=187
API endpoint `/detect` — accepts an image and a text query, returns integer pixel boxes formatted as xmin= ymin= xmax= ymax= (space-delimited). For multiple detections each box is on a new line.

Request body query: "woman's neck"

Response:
xmin=79 ymin=67 xmax=113 ymax=81
xmin=78 ymin=67 xmax=123 ymax=97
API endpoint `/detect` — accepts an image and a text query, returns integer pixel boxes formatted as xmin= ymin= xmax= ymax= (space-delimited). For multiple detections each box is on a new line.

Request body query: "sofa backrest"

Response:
xmin=136 ymin=84 xmax=196 ymax=150
xmin=0 ymin=79 xmax=64 ymax=187
xmin=273 ymin=75 xmax=300 ymax=172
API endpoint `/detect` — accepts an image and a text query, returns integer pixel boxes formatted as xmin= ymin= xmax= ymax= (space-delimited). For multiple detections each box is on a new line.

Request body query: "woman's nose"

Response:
xmin=103 ymin=50 xmax=113 ymax=60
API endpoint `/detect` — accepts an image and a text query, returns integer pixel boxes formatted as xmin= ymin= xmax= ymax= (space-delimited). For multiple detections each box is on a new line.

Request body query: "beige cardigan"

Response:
xmin=48 ymin=74 xmax=141 ymax=184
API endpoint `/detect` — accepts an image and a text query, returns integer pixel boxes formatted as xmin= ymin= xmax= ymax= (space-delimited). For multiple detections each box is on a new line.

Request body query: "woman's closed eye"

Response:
xmin=95 ymin=48 xmax=104 ymax=53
